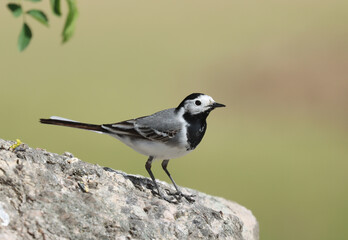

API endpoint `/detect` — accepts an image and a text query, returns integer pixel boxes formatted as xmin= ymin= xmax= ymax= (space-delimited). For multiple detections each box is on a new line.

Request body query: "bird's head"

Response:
xmin=176 ymin=93 xmax=225 ymax=116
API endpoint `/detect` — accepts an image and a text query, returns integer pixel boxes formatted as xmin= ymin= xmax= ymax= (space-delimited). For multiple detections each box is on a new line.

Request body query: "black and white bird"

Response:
xmin=40 ymin=93 xmax=225 ymax=202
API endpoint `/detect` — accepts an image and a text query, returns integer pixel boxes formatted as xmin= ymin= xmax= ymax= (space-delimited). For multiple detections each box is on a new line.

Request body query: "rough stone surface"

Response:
xmin=0 ymin=138 xmax=258 ymax=240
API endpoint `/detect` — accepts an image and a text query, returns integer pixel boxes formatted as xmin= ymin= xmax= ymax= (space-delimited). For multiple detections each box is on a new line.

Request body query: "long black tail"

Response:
xmin=40 ymin=118 xmax=106 ymax=133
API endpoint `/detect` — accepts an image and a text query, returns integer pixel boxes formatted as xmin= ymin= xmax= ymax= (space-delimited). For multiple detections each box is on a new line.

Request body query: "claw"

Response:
xmin=154 ymin=190 xmax=177 ymax=203
xmin=151 ymin=188 xmax=177 ymax=203
xmin=166 ymin=190 xmax=196 ymax=203
xmin=161 ymin=195 xmax=178 ymax=204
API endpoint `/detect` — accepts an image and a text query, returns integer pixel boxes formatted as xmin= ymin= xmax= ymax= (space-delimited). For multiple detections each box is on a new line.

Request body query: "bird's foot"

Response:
xmin=152 ymin=189 xmax=178 ymax=204
xmin=161 ymin=194 xmax=178 ymax=204
xmin=166 ymin=189 xmax=196 ymax=203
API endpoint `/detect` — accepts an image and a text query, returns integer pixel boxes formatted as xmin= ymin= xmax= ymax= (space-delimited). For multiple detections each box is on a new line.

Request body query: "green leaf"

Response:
xmin=18 ymin=23 xmax=32 ymax=52
xmin=27 ymin=10 xmax=49 ymax=27
xmin=50 ymin=0 xmax=61 ymax=16
xmin=7 ymin=4 xmax=22 ymax=17
xmin=25 ymin=0 xmax=42 ymax=2
xmin=62 ymin=0 xmax=78 ymax=43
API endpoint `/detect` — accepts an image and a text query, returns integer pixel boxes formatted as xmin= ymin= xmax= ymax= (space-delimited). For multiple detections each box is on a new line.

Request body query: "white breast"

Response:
xmin=110 ymin=135 xmax=190 ymax=160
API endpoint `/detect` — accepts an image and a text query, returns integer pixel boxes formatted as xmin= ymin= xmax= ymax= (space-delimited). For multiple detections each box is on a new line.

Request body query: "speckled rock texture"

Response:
xmin=0 ymin=139 xmax=258 ymax=240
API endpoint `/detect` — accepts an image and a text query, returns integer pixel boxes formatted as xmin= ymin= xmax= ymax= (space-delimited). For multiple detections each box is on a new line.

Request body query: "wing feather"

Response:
xmin=101 ymin=118 xmax=179 ymax=143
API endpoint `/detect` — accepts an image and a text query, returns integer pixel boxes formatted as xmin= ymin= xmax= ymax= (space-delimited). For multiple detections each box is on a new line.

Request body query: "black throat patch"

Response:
xmin=183 ymin=111 xmax=209 ymax=150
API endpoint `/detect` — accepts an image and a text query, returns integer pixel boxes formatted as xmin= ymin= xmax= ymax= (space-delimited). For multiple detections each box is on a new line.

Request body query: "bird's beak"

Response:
xmin=211 ymin=102 xmax=226 ymax=109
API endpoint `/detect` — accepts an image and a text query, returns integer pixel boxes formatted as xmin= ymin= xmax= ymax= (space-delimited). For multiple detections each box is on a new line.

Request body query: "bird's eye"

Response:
xmin=195 ymin=100 xmax=201 ymax=106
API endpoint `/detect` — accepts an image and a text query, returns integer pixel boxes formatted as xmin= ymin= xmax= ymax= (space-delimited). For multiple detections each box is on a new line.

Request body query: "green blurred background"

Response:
xmin=1 ymin=1 xmax=348 ymax=239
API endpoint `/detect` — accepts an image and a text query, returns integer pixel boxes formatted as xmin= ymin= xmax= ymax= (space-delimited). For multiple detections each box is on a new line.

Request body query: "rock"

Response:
xmin=0 ymin=138 xmax=259 ymax=240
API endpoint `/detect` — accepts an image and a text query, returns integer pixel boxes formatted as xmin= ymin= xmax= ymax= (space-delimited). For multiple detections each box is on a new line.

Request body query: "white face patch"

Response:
xmin=183 ymin=95 xmax=215 ymax=115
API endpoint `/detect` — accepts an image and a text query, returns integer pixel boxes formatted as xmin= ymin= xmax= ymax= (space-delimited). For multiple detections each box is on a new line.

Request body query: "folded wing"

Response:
xmin=102 ymin=109 xmax=181 ymax=143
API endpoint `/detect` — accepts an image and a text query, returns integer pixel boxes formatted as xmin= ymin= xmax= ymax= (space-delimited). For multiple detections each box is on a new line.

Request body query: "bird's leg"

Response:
xmin=161 ymin=160 xmax=195 ymax=202
xmin=145 ymin=156 xmax=176 ymax=203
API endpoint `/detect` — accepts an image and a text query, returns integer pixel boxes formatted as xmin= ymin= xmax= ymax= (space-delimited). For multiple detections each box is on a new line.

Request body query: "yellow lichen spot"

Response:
xmin=78 ymin=181 xmax=89 ymax=193
xmin=10 ymin=139 xmax=22 ymax=150
xmin=84 ymin=183 xmax=89 ymax=193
